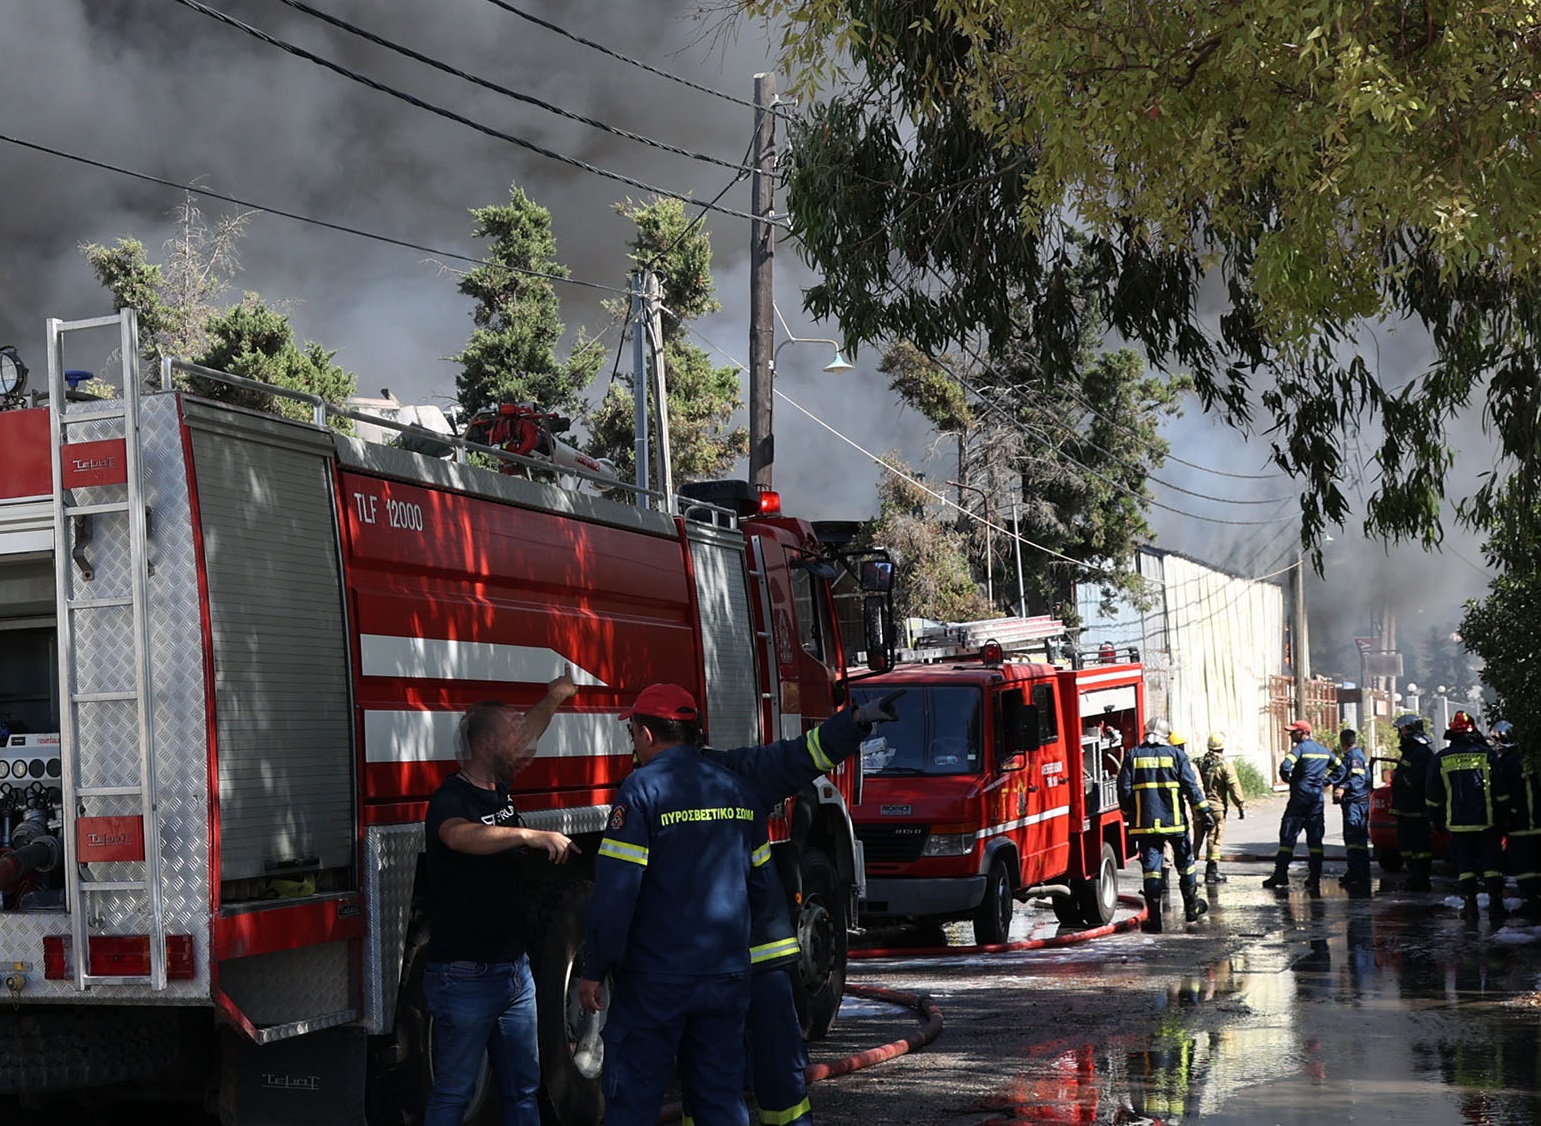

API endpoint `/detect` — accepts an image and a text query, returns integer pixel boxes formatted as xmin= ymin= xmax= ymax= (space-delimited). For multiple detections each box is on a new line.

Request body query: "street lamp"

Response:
xmin=750 ymin=336 xmax=853 ymax=488
xmin=948 ymin=479 xmax=993 ymax=607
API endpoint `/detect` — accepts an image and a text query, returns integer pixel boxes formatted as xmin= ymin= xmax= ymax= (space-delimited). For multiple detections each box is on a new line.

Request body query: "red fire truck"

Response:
xmin=0 ymin=311 xmax=890 ymax=1124
xmin=849 ymin=619 xmax=1142 ymax=944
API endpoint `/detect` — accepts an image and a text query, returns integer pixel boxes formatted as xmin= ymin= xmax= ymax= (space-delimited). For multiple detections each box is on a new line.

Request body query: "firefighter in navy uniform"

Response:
xmin=1263 ymin=719 xmax=1344 ymax=895
xmin=1428 ymin=710 xmax=1510 ymax=927
xmin=1390 ymin=712 xmax=1437 ymax=891
xmin=578 ymin=684 xmax=776 ymax=1126
xmin=1494 ymin=721 xmax=1541 ymax=919
xmin=688 ymin=689 xmax=903 ymax=1126
xmin=1331 ymin=728 xmax=1373 ymax=897
xmin=1117 ymin=717 xmax=1214 ymax=933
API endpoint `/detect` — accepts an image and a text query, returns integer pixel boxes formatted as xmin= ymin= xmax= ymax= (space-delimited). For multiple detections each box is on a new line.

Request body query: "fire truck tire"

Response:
xmin=530 ymin=880 xmax=604 ymax=1126
xmin=1073 ymin=841 xmax=1121 ymax=927
xmin=791 ymin=847 xmax=847 ymax=1042
xmin=973 ymin=856 xmax=1016 ymax=944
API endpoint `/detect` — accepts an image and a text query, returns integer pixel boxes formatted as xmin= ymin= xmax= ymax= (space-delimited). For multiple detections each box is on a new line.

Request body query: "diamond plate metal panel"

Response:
xmin=363 ymin=824 xmax=423 ymax=1033
xmin=0 ymin=394 xmax=213 ymax=1004
xmin=217 ymin=941 xmax=353 ymax=1026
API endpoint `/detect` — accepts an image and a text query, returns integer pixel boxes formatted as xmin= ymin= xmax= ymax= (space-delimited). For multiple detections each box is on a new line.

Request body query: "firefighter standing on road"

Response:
xmin=1118 ymin=717 xmax=1214 ymax=933
xmin=1263 ymin=720 xmax=1343 ymax=895
xmin=578 ymin=684 xmax=775 ymax=1126
xmin=1195 ymin=731 xmax=1247 ymax=884
xmin=1494 ymin=721 xmax=1541 ymax=920
xmin=1390 ymin=712 xmax=1437 ymax=892
xmin=687 ymin=688 xmax=903 ymax=1126
xmin=1332 ymin=728 xmax=1373 ymax=897
xmin=1427 ymin=710 xmax=1509 ymax=928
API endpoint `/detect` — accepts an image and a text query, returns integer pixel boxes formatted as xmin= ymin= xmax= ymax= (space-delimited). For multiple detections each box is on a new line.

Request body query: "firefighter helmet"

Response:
xmin=1393 ymin=712 xmax=1423 ymax=733
xmin=1206 ymin=732 xmax=1226 ymax=751
xmin=1448 ymin=710 xmax=1477 ymax=734
xmin=1493 ymin=720 xmax=1516 ymax=746
xmin=1144 ymin=717 xmax=1172 ymax=741
xmin=1169 ymin=731 xmax=1187 ymax=747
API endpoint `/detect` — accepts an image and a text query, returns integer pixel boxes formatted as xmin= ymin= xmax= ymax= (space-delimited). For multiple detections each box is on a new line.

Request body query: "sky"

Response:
xmin=0 ymin=0 xmax=1498 ymax=680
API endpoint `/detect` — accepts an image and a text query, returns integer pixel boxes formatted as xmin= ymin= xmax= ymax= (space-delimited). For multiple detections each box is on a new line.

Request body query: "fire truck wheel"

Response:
xmin=791 ymin=846 xmax=847 ymax=1041
xmin=530 ymin=880 xmax=605 ymax=1126
xmin=1050 ymin=893 xmax=1086 ymax=927
xmin=974 ymin=856 xmax=1017 ymax=943
xmin=1073 ymin=841 xmax=1120 ymax=927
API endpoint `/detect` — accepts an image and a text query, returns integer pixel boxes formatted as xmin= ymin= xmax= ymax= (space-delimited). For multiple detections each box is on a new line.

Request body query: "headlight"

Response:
xmin=921 ymin=832 xmax=974 ymax=857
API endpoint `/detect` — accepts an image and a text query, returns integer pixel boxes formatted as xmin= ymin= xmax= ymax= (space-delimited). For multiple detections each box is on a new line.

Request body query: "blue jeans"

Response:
xmin=424 ymin=957 xmax=541 ymax=1126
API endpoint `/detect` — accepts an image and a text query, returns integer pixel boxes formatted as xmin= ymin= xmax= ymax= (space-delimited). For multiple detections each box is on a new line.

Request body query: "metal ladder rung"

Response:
xmin=78 ymin=874 xmax=148 ymax=893
xmin=75 ymin=785 xmax=146 ymax=798
xmin=65 ymin=501 xmax=130 ymax=516
xmin=63 ymin=403 xmax=128 ymax=421
xmin=68 ymin=596 xmax=134 ymax=610
xmin=73 ymin=691 xmax=138 ymax=703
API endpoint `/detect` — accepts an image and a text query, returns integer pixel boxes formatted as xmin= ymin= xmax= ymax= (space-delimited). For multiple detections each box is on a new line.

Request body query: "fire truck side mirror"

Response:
xmin=859 ymin=559 xmax=895 ymax=593
xmin=863 ymin=596 xmax=894 ymax=673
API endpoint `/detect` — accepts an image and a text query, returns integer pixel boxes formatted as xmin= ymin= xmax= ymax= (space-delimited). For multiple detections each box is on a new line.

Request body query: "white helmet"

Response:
xmin=1143 ymin=717 xmax=1172 ymax=742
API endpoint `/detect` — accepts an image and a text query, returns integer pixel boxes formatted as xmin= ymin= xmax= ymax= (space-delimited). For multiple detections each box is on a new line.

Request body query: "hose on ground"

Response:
xmin=847 ymin=893 xmax=1147 ymax=959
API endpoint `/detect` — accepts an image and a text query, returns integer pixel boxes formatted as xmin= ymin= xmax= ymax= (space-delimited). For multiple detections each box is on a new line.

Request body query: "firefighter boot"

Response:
xmin=1183 ymin=886 xmax=1209 ymax=923
xmin=1141 ymin=893 xmax=1163 ymax=934
xmin=1304 ymin=858 xmax=1323 ymax=898
xmin=1460 ymin=894 xmax=1480 ymax=923
xmin=1205 ymin=861 xmax=1226 ymax=884
xmin=1405 ymin=858 xmax=1433 ymax=893
xmin=1262 ymin=859 xmax=1290 ymax=890
xmin=1488 ymin=878 xmax=1509 ymax=929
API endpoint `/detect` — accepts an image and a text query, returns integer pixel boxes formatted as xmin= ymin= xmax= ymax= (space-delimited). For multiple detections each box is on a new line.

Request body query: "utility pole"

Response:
xmin=748 ymin=73 xmax=777 ymax=489
xmin=1293 ymin=549 xmax=1311 ymax=719
xmin=631 ymin=270 xmax=650 ymax=504
xmin=646 ymin=272 xmax=671 ymax=506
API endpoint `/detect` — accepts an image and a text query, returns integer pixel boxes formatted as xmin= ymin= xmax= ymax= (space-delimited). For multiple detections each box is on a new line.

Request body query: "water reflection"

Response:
xmin=986 ymin=907 xmax=1541 ymax=1123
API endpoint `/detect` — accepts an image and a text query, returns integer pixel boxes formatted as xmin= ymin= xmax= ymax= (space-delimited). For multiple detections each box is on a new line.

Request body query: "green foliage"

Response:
xmin=859 ymin=455 xmax=995 ymax=622
xmin=81 ymin=203 xmax=353 ymax=421
xmin=584 ymin=198 xmax=746 ymax=482
xmin=1231 ymin=758 xmax=1271 ymax=801
xmin=741 ymin=0 xmax=1541 ymax=549
xmin=190 ymin=298 xmax=354 ymax=426
xmin=1461 ymin=482 xmax=1541 ymax=748
xmin=453 ymin=185 xmax=603 ymax=423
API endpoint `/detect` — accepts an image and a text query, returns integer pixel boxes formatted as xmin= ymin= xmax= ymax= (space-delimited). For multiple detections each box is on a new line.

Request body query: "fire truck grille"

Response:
xmin=855 ymin=823 xmax=929 ymax=863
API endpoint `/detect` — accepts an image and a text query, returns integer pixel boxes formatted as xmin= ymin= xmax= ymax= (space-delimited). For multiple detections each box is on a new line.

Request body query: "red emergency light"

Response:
xmin=981 ymin=640 xmax=1004 ymax=664
xmin=757 ymin=489 xmax=782 ymax=516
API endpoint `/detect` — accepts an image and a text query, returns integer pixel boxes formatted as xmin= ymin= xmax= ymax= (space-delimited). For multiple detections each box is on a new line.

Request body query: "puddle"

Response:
xmin=982 ymin=903 xmax=1541 ymax=1123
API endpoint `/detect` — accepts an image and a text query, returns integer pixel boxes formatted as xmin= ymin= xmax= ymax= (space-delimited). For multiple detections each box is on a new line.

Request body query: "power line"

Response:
xmin=0 ymin=131 xmax=628 ymax=295
xmin=170 ymin=0 xmax=765 ymax=223
xmin=269 ymin=0 xmax=750 ymax=173
xmin=481 ymin=0 xmax=761 ymax=110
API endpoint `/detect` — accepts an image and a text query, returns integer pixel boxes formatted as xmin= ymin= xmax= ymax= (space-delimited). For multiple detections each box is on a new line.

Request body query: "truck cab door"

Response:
xmin=1017 ymin=682 xmax=1070 ymax=881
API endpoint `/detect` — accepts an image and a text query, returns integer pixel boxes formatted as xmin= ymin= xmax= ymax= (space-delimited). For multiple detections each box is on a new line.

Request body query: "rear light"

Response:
xmin=43 ymin=934 xmax=195 ymax=980
xmin=757 ymin=489 xmax=782 ymax=516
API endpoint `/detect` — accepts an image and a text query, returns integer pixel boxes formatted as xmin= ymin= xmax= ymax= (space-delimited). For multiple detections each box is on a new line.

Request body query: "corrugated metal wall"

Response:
xmin=187 ymin=411 xmax=355 ymax=884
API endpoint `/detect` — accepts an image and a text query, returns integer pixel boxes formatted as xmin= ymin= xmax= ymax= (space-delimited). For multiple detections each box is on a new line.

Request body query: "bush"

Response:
xmin=1232 ymin=758 xmax=1273 ymax=799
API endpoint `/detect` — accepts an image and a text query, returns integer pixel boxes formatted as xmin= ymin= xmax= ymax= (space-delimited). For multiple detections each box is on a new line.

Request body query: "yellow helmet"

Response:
xmin=1169 ymin=731 xmax=1187 ymax=746
xmin=1207 ymin=732 xmax=1226 ymax=751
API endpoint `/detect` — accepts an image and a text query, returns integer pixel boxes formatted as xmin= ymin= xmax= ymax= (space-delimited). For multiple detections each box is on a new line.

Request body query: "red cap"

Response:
xmin=620 ymin=683 xmax=699 ymax=722
xmin=1286 ymin=719 xmax=1312 ymax=735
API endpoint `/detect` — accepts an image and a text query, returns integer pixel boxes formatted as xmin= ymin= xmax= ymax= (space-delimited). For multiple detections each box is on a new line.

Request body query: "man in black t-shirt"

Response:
xmin=423 ymin=672 xmax=579 ymax=1126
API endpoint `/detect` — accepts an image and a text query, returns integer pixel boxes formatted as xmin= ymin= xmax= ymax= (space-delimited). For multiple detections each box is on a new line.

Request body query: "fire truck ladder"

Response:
xmin=46 ymin=310 xmax=169 ymax=990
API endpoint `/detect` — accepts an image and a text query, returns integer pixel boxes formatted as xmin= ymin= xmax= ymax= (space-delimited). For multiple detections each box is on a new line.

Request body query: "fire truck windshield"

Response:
xmin=852 ymin=684 xmax=983 ymax=776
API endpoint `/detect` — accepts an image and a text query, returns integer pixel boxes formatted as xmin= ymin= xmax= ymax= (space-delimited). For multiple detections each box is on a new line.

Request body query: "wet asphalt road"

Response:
xmin=807 ymin=793 xmax=1541 ymax=1125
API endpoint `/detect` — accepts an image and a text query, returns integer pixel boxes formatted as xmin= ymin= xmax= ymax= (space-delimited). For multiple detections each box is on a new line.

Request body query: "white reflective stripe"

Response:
xmin=363 ymin=709 xmax=622 ymax=763
xmin=752 ymin=843 xmax=772 ymax=867
xmin=806 ymin=728 xmax=834 ymax=773
xmin=751 ymin=936 xmax=800 ymax=963
xmin=360 ymin=634 xmax=608 ymax=687
xmin=974 ymin=804 xmax=1072 ymax=841
xmin=599 ymin=838 xmax=648 ymax=865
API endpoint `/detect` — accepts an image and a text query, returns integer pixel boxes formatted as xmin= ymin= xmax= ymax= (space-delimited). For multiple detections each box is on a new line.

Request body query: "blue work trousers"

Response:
xmin=1394 ymin=813 xmax=1433 ymax=863
xmin=1445 ymin=828 xmax=1505 ymax=897
xmin=1138 ymin=832 xmax=1197 ymax=894
xmin=1341 ymin=798 xmax=1370 ymax=883
xmin=602 ymin=970 xmax=751 ymax=1126
xmin=1276 ymin=798 xmax=1325 ymax=876
xmin=423 ymin=957 xmax=541 ymax=1126
xmin=1509 ymin=831 xmax=1541 ymax=902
